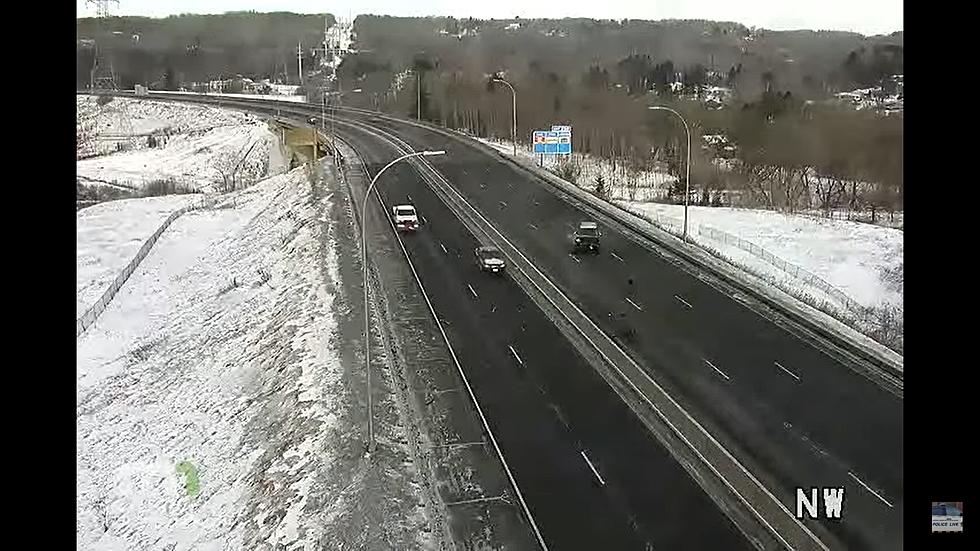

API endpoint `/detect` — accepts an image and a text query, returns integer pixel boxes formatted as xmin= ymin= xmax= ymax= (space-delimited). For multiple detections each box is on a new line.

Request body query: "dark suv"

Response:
xmin=475 ymin=246 xmax=506 ymax=273
xmin=572 ymin=221 xmax=600 ymax=253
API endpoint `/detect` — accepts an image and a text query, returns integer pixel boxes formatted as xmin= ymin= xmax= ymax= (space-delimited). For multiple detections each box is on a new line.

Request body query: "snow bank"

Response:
xmin=77 ymin=96 xmax=285 ymax=193
xmin=618 ymin=202 xmax=903 ymax=312
xmin=77 ymin=169 xmax=349 ymax=549
xmin=473 ymin=134 xmax=902 ymax=312
xmin=148 ymin=90 xmax=308 ymax=103
xmin=76 ymin=194 xmax=203 ymax=317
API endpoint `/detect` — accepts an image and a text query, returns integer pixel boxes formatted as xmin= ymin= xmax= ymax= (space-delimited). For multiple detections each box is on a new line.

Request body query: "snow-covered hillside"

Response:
xmin=77 ymin=96 xmax=287 ymax=193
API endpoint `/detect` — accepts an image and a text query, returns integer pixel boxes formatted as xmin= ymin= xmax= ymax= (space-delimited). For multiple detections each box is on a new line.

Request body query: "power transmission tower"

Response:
xmin=87 ymin=0 xmax=121 ymax=90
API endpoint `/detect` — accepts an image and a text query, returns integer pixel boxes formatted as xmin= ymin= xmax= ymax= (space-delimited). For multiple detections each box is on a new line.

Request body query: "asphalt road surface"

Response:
xmin=340 ymin=124 xmax=753 ymax=550
xmin=338 ymin=114 xmax=903 ymax=551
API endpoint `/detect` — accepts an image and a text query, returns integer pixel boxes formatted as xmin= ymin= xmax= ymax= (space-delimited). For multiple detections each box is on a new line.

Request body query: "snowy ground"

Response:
xmin=618 ymin=202 xmax=903 ymax=312
xmin=474 ymin=135 xmax=904 ymax=349
xmin=77 ymin=96 xmax=287 ymax=192
xmin=77 ymin=167 xmax=434 ymax=550
xmin=476 ymin=136 xmax=677 ymax=202
xmin=76 ymin=194 xmax=202 ymax=318
xmin=150 ymin=90 xmax=308 ymax=103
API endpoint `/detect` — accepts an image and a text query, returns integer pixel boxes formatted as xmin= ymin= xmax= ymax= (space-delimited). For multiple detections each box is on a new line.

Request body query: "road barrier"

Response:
xmin=76 ymin=195 xmax=214 ymax=337
xmin=695 ymin=224 xmax=867 ymax=316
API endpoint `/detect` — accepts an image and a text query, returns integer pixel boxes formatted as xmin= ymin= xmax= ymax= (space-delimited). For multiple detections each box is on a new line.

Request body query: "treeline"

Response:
xmin=76 ymin=12 xmax=334 ymax=89
xmin=331 ymin=16 xmax=902 ymax=216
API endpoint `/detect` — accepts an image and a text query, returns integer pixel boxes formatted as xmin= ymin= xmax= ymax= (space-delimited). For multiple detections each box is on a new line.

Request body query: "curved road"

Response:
xmin=334 ymin=112 xmax=903 ymax=550
xmin=340 ymin=122 xmax=752 ymax=550
xmin=110 ymin=92 xmax=903 ymax=549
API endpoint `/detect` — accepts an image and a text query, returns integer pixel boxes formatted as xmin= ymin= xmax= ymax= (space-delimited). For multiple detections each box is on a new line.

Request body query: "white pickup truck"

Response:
xmin=392 ymin=204 xmax=419 ymax=232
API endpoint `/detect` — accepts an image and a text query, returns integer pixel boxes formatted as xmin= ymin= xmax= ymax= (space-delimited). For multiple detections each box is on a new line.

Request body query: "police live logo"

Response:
xmin=795 ymin=487 xmax=845 ymax=520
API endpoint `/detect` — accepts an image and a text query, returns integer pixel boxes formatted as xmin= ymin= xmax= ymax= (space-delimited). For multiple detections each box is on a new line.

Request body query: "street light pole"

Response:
xmin=648 ymin=105 xmax=692 ymax=242
xmin=361 ymin=149 xmax=446 ymax=454
xmin=492 ymin=77 xmax=517 ymax=157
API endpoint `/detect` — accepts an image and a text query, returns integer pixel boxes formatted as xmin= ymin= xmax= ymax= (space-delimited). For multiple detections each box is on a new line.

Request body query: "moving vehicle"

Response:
xmin=572 ymin=221 xmax=601 ymax=253
xmin=392 ymin=204 xmax=419 ymax=232
xmin=475 ymin=246 xmax=506 ymax=273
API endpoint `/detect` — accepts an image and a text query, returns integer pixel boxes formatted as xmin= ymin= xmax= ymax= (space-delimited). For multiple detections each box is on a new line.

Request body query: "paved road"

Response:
xmin=125 ymin=91 xmax=902 ymax=549
xmin=338 ymin=114 xmax=903 ymax=550
xmin=340 ymin=125 xmax=753 ymax=550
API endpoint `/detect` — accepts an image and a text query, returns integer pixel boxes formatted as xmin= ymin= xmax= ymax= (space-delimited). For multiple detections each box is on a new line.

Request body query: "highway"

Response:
xmin=104 ymin=92 xmax=903 ymax=549
xmin=333 ymin=112 xmax=903 ymax=550
xmin=340 ymin=122 xmax=752 ymax=550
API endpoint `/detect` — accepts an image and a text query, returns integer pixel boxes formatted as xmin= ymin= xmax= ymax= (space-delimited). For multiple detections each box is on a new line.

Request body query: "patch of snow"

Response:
xmin=77 ymin=96 xmax=285 ymax=193
xmin=616 ymin=202 xmax=903 ymax=313
xmin=76 ymin=194 xmax=203 ymax=317
xmin=76 ymin=169 xmax=347 ymax=550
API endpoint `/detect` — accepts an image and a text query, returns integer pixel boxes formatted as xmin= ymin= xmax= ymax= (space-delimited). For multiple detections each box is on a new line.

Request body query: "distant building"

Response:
xmin=505 ymin=22 xmax=521 ymax=31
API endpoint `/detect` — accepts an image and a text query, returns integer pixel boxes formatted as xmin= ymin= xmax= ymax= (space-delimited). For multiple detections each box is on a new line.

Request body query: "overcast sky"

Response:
xmin=76 ymin=0 xmax=903 ymax=36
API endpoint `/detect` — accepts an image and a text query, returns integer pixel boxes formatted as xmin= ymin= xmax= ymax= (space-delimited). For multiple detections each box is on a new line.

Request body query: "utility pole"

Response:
xmin=297 ymin=41 xmax=304 ymax=86
xmin=417 ymin=71 xmax=422 ymax=121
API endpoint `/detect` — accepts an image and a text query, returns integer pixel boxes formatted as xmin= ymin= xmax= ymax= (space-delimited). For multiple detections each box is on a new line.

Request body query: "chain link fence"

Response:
xmin=614 ymin=202 xmax=901 ymax=353
xmin=695 ymin=224 xmax=866 ymax=315
xmin=76 ymin=195 xmax=215 ymax=337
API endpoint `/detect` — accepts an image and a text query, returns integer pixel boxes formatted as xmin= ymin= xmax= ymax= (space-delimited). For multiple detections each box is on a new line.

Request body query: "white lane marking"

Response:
xmin=674 ymin=295 xmax=693 ymax=309
xmin=407 ymin=194 xmax=413 ymax=202
xmin=568 ymin=254 xmax=581 ymax=263
xmin=508 ymin=345 xmax=524 ymax=366
xmin=580 ymin=451 xmax=606 ymax=485
xmin=610 ymin=252 xmax=625 ymax=263
xmin=338 ymin=138 xmax=551 ymax=551
xmin=421 ymin=215 xmax=428 ymax=225
xmin=625 ymin=297 xmax=643 ymax=311
xmin=467 ymin=284 xmax=478 ymax=298
xmin=848 ymin=471 xmax=893 ymax=508
xmin=334 ymin=120 xmax=822 ymax=550
xmin=775 ymin=361 xmax=801 ymax=382
xmin=528 ymin=223 xmax=538 ymax=230
xmin=704 ymin=359 xmax=730 ymax=380
xmin=440 ymin=243 xmax=448 ymax=254
xmin=499 ymin=200 xmax=508 ymax=208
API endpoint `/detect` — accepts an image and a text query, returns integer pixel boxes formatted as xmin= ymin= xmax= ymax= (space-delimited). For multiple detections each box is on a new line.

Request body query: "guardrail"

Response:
xmin=76 ymin=195 xmax=213 ymax=337
xmin=90 ymin=91 xmax=902 ymax=372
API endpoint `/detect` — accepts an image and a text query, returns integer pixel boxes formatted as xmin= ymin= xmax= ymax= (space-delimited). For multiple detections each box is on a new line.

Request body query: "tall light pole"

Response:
xmin=648 ymin=105 xmax=692 ymax=242
xmin=492 ymin=77 xmax=517 ymax=157
xmin=361 ymin=149 xmax=446 ymax=454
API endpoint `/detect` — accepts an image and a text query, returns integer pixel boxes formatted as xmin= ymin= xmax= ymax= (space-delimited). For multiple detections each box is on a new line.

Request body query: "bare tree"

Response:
xmin=211 ymin=151 xmax=240 ymax=192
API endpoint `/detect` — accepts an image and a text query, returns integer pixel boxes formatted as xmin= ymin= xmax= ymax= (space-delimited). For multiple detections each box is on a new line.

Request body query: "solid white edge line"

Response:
xmin=580 ymin=451 xmax=606 ymax=485
xmin=337 ymin=136 xmax=550 ymax=551
xmin=848 ymin=471 xmax=893 ymax=508
xmin=397 ymin=153 xmax=823 ymax=551
xmin=337 ymin=118 xmax=828 ymax=551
